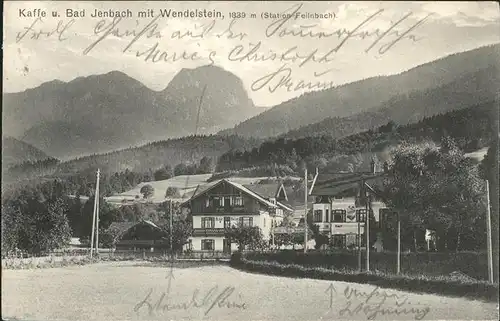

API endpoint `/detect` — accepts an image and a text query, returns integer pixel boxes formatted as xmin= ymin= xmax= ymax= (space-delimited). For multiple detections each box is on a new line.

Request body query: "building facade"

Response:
xmin=310 ymin=168 xmax=388 ymax=249
xmin=182 ymin=179 xmax=289 ymax=253
xmin=109 ymin=220 xmax=169 ymax=252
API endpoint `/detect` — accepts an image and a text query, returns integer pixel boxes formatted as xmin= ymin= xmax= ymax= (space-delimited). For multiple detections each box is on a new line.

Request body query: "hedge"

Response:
xmin=244 ymin=250 xmax=490 ymax=280
xmin=230 ymin=252 xmax=498 ymax=302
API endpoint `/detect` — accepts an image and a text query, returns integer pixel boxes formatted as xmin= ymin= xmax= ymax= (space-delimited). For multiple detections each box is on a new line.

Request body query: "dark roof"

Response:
xmin=108 ymin=222 xmax=135 ymax=235
xmin=311 ymin=182 xmax=360 ymax=196
xmin=310 ymin=172 xmax=386 ymax=196
xmin=180 ymin=179 xmax=276 ymax=208
xmin=189 ymin=181 xmax=219 ymax=200
xmin=108 ymin=220 xmax=164 ymax=239
xmin=243 ymin=183 xmax=281 ymax=199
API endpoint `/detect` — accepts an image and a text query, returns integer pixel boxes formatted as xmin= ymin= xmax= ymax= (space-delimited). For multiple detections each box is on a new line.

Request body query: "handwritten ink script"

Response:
xmin=134 ymin=285 xmax=247 ymax=316
xmin=12 ymin=2 xmax=433 ymax=94
xmin=326 ymin=284 xmax=431 ymax=320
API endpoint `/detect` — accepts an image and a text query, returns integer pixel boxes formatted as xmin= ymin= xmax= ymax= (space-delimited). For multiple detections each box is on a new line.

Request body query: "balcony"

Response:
xmin=192 ymin=228 xmax=226 ymax=237
xmin=314 ymin=223 xmax=330 ymax=231
xmin=200 ymin=206 xmax=255 ymax=214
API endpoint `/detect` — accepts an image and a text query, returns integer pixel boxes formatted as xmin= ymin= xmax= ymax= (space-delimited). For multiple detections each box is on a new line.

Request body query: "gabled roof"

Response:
xmin=310 ymin=172 xmax=386 ymax=196
xmin=243 ymin=183 xmax=281 ymax=199
xmin=180 ymin=179 xmax=277 ymax=208
xmin=108 ymin=222 xmax=136 ymax=235
xmin=108 ymin=219 xmax=165 ymax=240
xmin=276 ymin=201 xmax=293 ymax=212
xmin=227 ymin=180 xmax=277 ymax=208
xmin=311 ymin=182 xmax=360 ymax=196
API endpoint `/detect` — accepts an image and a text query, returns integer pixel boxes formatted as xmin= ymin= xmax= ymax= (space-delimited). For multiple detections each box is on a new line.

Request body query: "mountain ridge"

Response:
xmin=2 ymin=137 xmax=57 ymax=170
xmin=281 ymin=67 xmax=499 ymax=140
xmin=219 ymin=43 xmax=500 ymax=138
xmin=3 ymin=65 xmax=268 ymax=159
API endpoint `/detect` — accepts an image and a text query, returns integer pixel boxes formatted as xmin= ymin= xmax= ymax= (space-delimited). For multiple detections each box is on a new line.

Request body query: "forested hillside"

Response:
xmin=220 ymin=44 xmax=499 ymax=138
xmin=216 ymin=101 xmax=497 ymax=173
xmin=2 ymin=134 xmax=263 ymax=185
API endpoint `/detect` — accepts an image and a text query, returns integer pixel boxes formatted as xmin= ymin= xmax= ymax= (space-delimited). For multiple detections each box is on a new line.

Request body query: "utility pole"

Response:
xmin=304 ymin=168 xmax=308 ymax=253
xmin=95 ymin=169 xmax=100 ymax=255
xmin=486 ymin=180 xmax=493 ymax=283
xmin=397 ymin=211 xmax=401 ymax=275
xmin=170 ymin=199 xmax=173 ymax=258
xmin=366 ymin=192 xmax=370 ymax=272
xmin=90 ymin=169 xmax=100 ymax=258
xmin=358 ymin=179 xmax=364 ymax=272
xmin=90 ymin=193 xmax=97 ymax=258
xmin=271 ymin=219 xmax=275 ymax=249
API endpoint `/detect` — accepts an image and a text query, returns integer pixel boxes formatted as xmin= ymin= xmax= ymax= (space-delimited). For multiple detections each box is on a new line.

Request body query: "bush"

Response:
xmin=230 ymin=253 xmax=498 ymax=302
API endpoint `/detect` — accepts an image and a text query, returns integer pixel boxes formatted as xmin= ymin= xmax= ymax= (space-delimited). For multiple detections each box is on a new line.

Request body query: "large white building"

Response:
xmin=181 ymin=179 xmax=291 ymax=252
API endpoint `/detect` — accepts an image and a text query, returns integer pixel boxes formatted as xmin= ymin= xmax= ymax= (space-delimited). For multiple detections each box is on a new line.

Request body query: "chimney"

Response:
xmin=370 ymin=158 xmax=376 ymax=174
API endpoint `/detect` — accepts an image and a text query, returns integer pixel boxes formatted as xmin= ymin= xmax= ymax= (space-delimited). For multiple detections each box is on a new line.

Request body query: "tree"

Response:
xmin=99 ymin=225 xmax=123 ymax=248
xmin=224 ymin=226 xmax=264 ymax=252
xmin=165 ymin=187 xmax=181 ymax=198
xmin=479 ymin=143 xmax=499 ymax=281
xmin=198 ymin=156 xmax=214 ymax=174
xmin=383 ymin=138 xmax=487 ymax=252
xmin=159 ymin=219 xmax=193 ymax=254
xmin=154 ymin=166 xmax=173 ymax=181
xmin=314 ymin=233 xmax=330 ymax=250
xmin=140 ymin=184 xmax=154 ymax=199
xmin=79 ymin=196 xmax=117 ymax=238
xmin=304 ymin=210 xmax=329 ymax=250
xmin=1 ymin=203 xmax=23 ymax=255
xmin=274 ymin=231 xmax=294 ymax=248
xmin=174 ymin=163 xmax=189 ymax=176
xmin=2 ymin=195 xmax=72 ymax=255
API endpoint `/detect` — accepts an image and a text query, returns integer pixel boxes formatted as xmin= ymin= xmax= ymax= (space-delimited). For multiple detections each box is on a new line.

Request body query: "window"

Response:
xmin=270 ymin=198 xmax=276 ymax=205
xmin=212 ymin=196 xmax=223 ymax=208
xmin=188 ymin=239 xmax=193 ymax=250
xmin=334 ymin=195 xmax=343 ymax=200
xmin=201 ymin=217 xmax=215 ymax=228
xmin=325 ymin=210 xmax=329 ymax=223
xmin=232 ymin=196 xmax=244 ymax=207
xmin=356 ymin=209 xmax=367 ymax=222
xmin=239 ymin=217 xmax=253 ymax=227
xmin=332 ymin=210 xmax=346 ymax=222
xmin=313 ymin=210 xmax=323 ymax=222
xmin=332 ymin=234 xmax=346 ymax=248
xmin=201 ymin=239 xmax=215 ymax=251
xmin=224 ymin=217 xmax=231 ymax=229
xmin=224 ymin=196 xmax=231 ymax=207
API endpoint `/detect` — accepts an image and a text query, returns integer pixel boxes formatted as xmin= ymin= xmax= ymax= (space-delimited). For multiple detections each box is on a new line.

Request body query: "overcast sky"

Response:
xmin=3 ymin=1 xmax=499 ymax=106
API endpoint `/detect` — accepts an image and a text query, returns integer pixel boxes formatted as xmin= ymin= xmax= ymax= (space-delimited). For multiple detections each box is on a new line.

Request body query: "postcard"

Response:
xmin=2 ymin=1 xmax=499 ymax=320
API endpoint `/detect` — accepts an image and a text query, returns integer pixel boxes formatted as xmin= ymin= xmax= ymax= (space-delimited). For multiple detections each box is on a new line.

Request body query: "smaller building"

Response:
xmin=109 ymin=220 xmax=169 ymax=252
xmin=309 ymin=165 xmax=388 ymax=249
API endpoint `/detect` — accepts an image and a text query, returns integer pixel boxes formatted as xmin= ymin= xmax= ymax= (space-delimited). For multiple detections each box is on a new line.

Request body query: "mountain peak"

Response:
xmin=3 ymin=65 xmax=264 ymax=158
xmin=162 ymin=64 xmax=242 ymax=92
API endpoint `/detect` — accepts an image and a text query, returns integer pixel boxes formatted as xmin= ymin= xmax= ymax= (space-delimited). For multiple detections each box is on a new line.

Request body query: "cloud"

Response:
xmin=3 ymin=1 xmax=499 ymax=106
xmin=420 ymin=2 xmax=500 ymax=27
